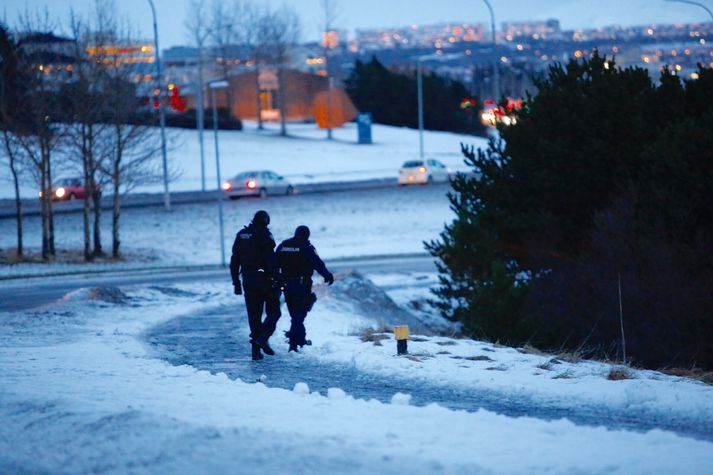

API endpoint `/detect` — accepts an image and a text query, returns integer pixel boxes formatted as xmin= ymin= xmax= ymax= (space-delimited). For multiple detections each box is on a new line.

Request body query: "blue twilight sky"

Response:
xmin=2 ymin=0 xmax=709 ymax=47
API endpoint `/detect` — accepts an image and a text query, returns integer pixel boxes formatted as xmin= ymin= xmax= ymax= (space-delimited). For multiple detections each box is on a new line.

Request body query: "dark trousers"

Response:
xmin=284 ymin=280 xmax=310 ymax=346
xmin=242 ymin=275 xmax=281 ymax=343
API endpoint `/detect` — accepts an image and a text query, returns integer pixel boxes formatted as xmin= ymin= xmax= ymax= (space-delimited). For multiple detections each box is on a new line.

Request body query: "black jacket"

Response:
xmin=276 ymin=236 xmax=330 ymax=282
xmin=230 ymin=223 xmax=277 ymax=286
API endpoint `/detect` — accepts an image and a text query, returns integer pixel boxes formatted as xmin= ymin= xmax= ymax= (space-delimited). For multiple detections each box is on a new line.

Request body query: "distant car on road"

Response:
xmin=398 ymin=159 xmax=451 ymax=185
xmin=222 ymin=170 xmax=294 ymax=199
xmin=40 ymin=177 xmax=94 ymax=201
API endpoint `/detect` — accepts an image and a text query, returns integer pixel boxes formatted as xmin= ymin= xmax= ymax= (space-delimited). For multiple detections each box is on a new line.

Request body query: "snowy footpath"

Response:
xmin=2 ymin=272 xmax=713 ymax=474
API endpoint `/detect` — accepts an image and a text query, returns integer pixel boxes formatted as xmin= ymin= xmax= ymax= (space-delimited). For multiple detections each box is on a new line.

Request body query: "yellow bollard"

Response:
xmin=394 ymin=325 xmax=409 ymax=355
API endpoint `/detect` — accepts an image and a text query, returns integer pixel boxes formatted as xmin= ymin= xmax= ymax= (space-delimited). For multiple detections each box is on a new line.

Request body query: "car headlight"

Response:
xmin=55 ymin=187 xmax=66 ymax=198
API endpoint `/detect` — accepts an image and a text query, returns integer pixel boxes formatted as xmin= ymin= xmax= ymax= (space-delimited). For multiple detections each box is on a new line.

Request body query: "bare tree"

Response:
xmin=66 ymin=9 xmax=113 ymax=260
xmin=0 ymin=24 xmax=28 ymax=258
xmin=13 ymin=9 xmax=64 ymax=260
xmin=216 ymin=0 xmax=266 ymax=130
xmin=260 ymin=5 xmax=301 ymax=136
xmin=0 ymin=131 xmax=25 ymax=257
xmin=210 ymin=0 xmax=238 ymax=111
xmin=99 ymin=22 xmax=162 ymax=258
xmin=242 ymin=2 xmax=267 ymax=130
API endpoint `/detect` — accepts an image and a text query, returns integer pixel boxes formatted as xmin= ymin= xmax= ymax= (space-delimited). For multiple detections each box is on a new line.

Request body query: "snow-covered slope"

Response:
xmin=1 ymin=278 xmax=712 ymax=474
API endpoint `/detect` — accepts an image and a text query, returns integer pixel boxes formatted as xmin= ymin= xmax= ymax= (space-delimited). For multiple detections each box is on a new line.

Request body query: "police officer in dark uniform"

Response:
xmin=276 ymin=225 xmax=334 ymax=352
xmin=230 ymin=210 xmax=282 ymax=360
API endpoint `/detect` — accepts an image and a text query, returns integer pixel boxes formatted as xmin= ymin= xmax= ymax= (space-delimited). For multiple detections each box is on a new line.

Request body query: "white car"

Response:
xmin=398 ymin=159 xmax=451 ymax=185
xmin=222 ymin=170 xmax=294 ymax=199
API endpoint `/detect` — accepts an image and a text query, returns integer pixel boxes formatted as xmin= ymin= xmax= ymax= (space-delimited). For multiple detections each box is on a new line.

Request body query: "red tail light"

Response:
xmin=222 ymin=181 xmax=232 ymax=191
xmin=246 ymin=179 xmax=257 ymax=189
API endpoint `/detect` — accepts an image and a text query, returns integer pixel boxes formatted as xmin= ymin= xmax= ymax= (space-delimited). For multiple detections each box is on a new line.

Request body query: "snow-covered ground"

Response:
xmin=1 ymin=274 xmax=712 ymax=474
xmin=1 ymin=121 xmax=486 ymax=199
xmin=0 ymin=185 xmax=450 ymax=278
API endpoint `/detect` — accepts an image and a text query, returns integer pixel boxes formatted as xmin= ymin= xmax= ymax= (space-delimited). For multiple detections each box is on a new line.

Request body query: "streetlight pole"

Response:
xmin=196 ymin=35 xmax=208 ymax=193
xmin=664 ymin=0 xmax=713 ymax=21
xmin=482 ymin=0 xmax=501 ymax=103
xmin=147 ymin=0 xmax=171 ymax=211
xmin=417 ymin=60 xmax=424 ymax=159
xmin=209 ymin=80 xmax=229 ymax=267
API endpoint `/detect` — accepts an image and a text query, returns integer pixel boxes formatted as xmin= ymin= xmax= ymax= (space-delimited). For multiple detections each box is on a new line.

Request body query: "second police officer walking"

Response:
xmin=230 ymin=210 xmax=282 ymax=360
xmin=276 ymin=225 xmax=334 ymax=352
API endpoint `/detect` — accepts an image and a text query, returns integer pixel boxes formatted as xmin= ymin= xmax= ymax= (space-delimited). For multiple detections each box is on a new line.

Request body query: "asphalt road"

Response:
xmin=0 ymin=254 xmax=436 ymax=313
xmin=0 ymin=178 xmax=398 ymax=219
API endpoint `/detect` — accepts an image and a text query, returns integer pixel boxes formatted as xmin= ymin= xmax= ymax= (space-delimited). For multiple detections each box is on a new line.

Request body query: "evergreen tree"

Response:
xmin=344 ymin=57 xmax=486 ymax=136
xmin=428 ymin=53 xmax=713 ymax=369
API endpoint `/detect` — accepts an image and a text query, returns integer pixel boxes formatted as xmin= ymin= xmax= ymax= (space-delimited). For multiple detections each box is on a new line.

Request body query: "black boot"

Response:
xmin=251 ymin=343 xmax=263 ymax=361
xmin=288 ymin=342 xmax=299 ymax=352
xmin=257 ymin=337 xmax=275 ymax=356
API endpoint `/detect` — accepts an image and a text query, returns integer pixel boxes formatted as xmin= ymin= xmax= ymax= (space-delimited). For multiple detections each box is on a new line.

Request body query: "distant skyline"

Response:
xmin=2 ymin=0 xmax=711 ymax=48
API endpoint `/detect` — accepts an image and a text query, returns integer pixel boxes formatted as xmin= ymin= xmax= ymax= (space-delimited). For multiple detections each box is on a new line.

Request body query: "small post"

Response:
xmin=394 ymin=325 xmax=409 ymax=355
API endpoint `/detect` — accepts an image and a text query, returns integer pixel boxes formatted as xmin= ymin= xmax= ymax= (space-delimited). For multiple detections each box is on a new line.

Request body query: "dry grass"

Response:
xmin=358 ymin=326 xmax=392 ymax=344
xmin=607 ymin=366 xmax=634 ymax=381
xmin=519 ymin=344 xmax=548 ymax=357
xmin=660 ymin=368 xmax=713 ymax=386
xmin=552 ymin=370 xmax=574 ymax=379
xmin=556 ymin=351 xmax=584 ymax=364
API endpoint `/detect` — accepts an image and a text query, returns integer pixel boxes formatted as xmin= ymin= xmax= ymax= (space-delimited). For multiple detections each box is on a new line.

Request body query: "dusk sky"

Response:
xmin=2 ymin=0 xmax=710 ymax=47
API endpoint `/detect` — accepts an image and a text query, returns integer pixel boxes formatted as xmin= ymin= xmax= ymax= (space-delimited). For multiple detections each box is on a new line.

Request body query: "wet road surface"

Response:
xmin=146 ymin=304 xmax=713 ymax=442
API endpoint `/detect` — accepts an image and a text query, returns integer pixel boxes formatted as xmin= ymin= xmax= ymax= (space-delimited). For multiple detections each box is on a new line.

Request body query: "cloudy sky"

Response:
xmin=2 ymin=0 xmax=709 ymax=47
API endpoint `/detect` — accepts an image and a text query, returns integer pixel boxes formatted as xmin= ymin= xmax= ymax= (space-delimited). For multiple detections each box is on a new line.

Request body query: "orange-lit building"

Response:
xmin=190 ymin=68 xmax=357 ymax=126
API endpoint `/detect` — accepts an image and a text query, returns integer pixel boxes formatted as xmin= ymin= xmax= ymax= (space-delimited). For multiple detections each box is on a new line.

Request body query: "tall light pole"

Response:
xmin=417 ymin=60 xmax=424 ymax=158
xmin=664 ymin=0 xmax=713 ymax=21
xmin=147 ymin=0 xmax=171 ymax=211
xmin=209 ymin=80 xmax=229 ymax=267
xmin=482 ymin=0 xmax=501 ymax=102
xmin=195 ymin=33 xmax=209 ymax=193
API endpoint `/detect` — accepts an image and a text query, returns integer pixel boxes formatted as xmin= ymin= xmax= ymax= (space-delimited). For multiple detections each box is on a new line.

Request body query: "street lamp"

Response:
xmin=417 ymin=60 xmax=424 ymax=158
xmin=147 ymin=0 xmax=171 ymax=211
xmin=209 ymin=79 xmax=229 ymax=267
xmin=664 ymin=0 xmax=713 ymax=21
xmin=482 ymin=0 xmax=501 ymax=102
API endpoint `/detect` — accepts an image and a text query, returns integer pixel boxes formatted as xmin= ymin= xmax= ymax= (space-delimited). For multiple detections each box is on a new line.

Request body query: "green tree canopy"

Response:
xmin=428 ymin=52 xmax=713 ymax=369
